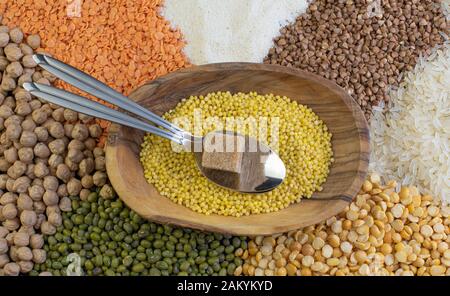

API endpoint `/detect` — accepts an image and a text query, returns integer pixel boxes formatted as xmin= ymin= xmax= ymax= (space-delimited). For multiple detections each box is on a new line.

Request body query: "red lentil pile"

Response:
xmin=0 ymin=0 xmax=189 ymax=138
xmin=265 ymin=0 xmax=448 ymax=119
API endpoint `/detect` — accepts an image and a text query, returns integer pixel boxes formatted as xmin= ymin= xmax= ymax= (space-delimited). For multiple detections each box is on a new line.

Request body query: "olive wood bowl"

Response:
xmin=105 ymin=63 xmax=370 ymax=236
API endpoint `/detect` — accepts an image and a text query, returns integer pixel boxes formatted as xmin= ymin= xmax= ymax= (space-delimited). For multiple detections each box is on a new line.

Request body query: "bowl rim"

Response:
xmin=106 ymin=63 xmax=370 ymax=235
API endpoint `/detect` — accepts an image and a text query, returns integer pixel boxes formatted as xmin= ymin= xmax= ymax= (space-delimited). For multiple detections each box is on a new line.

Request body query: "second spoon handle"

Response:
xmin=23 ymin=82 xmax=185 ymax=145
xmin=33 ymin=54 xmax=185 ymax=136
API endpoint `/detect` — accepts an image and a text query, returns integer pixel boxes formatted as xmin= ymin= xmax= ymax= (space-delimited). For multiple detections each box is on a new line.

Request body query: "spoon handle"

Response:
xmin=23 ymin=82 xmax=185 ymax=145
xmin=32 ymin=54 xmax=185 ymax=136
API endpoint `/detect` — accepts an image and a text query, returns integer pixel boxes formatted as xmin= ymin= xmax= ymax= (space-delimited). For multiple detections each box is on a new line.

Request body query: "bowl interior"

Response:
xmin=105 ymin=63 xmax=369 ymax=235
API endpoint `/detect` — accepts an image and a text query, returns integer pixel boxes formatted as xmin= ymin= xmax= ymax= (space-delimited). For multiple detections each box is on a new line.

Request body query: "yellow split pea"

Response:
xmin=140 ymin=92 xmax=333 ymax=217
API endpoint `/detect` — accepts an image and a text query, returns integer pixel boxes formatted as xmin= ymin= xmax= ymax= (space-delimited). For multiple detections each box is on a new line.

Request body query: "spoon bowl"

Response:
xmin=191 ymin=131 xmax=286 ymax=193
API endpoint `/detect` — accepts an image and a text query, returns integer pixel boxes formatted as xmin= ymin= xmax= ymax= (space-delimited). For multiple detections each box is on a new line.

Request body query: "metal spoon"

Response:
xmin=24 ymin=54 xmax=286 ymax=193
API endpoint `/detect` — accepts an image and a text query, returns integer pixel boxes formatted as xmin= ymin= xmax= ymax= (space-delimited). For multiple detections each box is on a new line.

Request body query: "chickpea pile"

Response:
xmin=0 ymin=23 xmax=113 ymax=276
xmin=140 ymin=91 xmax=333 ymax=217
xmin=239 ymin=174 xmax=449 ymax=276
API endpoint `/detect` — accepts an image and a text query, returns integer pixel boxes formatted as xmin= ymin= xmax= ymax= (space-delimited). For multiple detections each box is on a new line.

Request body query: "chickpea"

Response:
xmin=40 ymin=221 xmax=56 ymax=235
xmin=79 ymin=113 xmax=93 ymax=123
xmin=34 ymin=127 xmax=48 ymax=142
xmin=79 ymin=188 xmax=90 ymax=201
xmin=78 ymin=158 xmax=94 ymax=177
xmin=21 ymin=118 xmax=36 ymax=132
xmin=26 ymin=34 xmax=41 ymax=49
xmin=32 ymin=249 xmax=46 ymax=264
xmin=0 ymin=105 xmax=14 ymax=119
xmin=67 ymin=178 xmax=82 ymax=196
xmin=22 ymin=55 xmax=37 ymax=68
xmin=9 ymin=27 xmax=23 ymax=43
xmin=48 ymin=121 xmax=64 ymax=138
xmin=5 ymin=124 xmax=22 ymax=140
xmin=93 ymin=171 xmax=107 ymax=187
xmin=33 ymin=162 xmax=49 ymax=178
xmin=51 ymin=108 xmax=65 ymax=122
xmin=95 ymin=156 xmax=106 ymax=171
xmin=0 ymin=238 xmax=7 ymax=254
xmin=36 ymin=77 xmax=50 ymax=86
xmin=18 ymin=147 xmax=34 ymax=163
xmin=20 ymin=210 xmax=37 ymax=226
xmin=0 ymin=254 xmax=9 ymax=268
xmin=19 ymin=130 xmax=37 ymax=147
xmin=29 ymin=99 xmax=41 ymax=111
xmin=17 ymin=193 xmax=33 ymax=211
xmin=58 ymin=196 xmax=71 ymax=212
xmin=33 ymin=142 xmax=50 ymax=158
xmin=19 ymin=43 xmax=33 ymax=56
xmin=68 ymin=139 xmax=84 ymax=151
xmin=4 ymin=43 xmax=23 ymax=62
xmin=55 ymin=163 xmax=71 ymax=182
xmin=18 ymin=261 xmax=33 ymax=273
xmin=0 ymin=158 xmax=11 ymax=172
xmin=3 ymin=218 xmax=20 ymax=231
xmin=3 ymin=262 xmax=20 ymax=276
xmin=28 ymin=184 xmax=44 ymax=201
xmin=4 ymin=147 xmax=18 ymax=163
xmin=64 ymin=124 xmax=74 ymax=138
xmin=63 ymin=109 xmax=78 ymax=122
xmin=84 ymin=138 xmax=97 ymax=151
xmin=29 ymin=234 xmax=44 ymax=249
xmin=0 ymin=192 xmax=18 ymax=205
xmin=12 ymin=176 xmax=31 ymax=193
xmin=64 ymin=156 xmax=78 ymax=171
xmin=7 ymin=160 xmax=27 ymax=179
xmin=67 ymin=148 xmax=84 ymax=163
xmin=48 ymin=154 xmax=63 ymax=169
xmin=6 ymin=61 xmax=23 ymax=78
xmin=13 ymin=232 xmax=29 ymax=247
xmin=0 ymin=32 xmax=9 ymax=47
xmin=17 ymin=246 xmax=33 ymax=261
xmin=42 ymin=190 xmax=58 ymax=206
xmin=31 ymin=109 xmax=47 ymax=124
xmin=88 ymin=124 xmax=102 ymax=138
xmin=81 ymin=175 xmax=94 ymax=189
xmin=71 ymin=123 xmax=89 ymax=141
xmin=17 ymin=73 xmax=33 ymax=88
xmin=48 ymin=212 xmax=62 ymax=227
xmin=48 ymin=139 xmax=65 ymax=155
xmin=99 ymin=184 xmax=115 ymax=200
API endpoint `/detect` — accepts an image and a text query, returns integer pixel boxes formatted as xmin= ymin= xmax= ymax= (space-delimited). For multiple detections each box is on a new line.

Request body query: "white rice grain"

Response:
xmin=370 ymin=43 xmax=450 ymax=205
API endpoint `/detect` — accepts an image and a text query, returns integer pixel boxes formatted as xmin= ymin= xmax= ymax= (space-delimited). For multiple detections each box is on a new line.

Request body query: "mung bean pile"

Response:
xmin=31 ymin=190 xmax=247 ymax=276
xmin=140 ymin=91 xmax=333 ymax=217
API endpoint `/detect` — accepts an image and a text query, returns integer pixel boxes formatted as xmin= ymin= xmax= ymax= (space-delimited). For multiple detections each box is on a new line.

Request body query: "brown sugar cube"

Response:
xmin=201 ymin=133 xmax=244 ymax=173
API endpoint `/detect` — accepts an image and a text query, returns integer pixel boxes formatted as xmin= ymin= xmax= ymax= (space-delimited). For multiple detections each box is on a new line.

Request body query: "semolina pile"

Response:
xmin=140 ymin=92 xmax=333 ymax=217
xmin=239 ymin=174 xmax=450 ymax=276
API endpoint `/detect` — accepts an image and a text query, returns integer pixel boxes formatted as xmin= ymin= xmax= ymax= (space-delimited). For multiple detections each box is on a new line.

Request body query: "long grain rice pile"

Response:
xmin=370 ymin=42 xmax=450 ymax=205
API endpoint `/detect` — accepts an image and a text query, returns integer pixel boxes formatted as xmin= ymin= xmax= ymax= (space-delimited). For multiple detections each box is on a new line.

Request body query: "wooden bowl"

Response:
xmin=105 ymin=63 xmax=370 ymax=236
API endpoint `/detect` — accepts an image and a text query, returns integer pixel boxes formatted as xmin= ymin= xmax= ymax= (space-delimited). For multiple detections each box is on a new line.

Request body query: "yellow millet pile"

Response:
xmin=140 ymin=92 xmax=333 ymax=217
xmin=238 ymin=174 xmax=450 ymax=276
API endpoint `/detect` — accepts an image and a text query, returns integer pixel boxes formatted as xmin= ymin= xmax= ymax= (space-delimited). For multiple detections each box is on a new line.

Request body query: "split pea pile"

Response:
xmin=240 ymin=174 xmax=450 ymax=276
xmin=0 ymin=22 xmax=113 ymax=276
xmin=140 ymin=92 xmax=333 ymax=217
xmin=265 ymin=0 xmax=448 ymax=118
xmin=31 ymin=191 xmax=246 ymax=276
xmin=0 ymin=0 xmax=189 ymax=137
